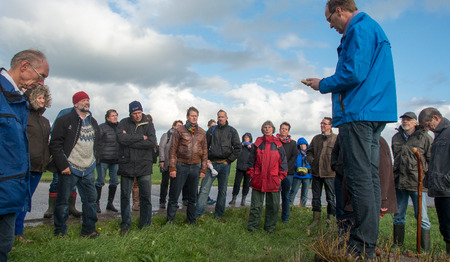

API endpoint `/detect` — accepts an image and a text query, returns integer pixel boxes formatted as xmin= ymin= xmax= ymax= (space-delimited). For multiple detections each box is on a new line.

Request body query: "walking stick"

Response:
xmin=413 ymin=147 xmax=423 ymax=254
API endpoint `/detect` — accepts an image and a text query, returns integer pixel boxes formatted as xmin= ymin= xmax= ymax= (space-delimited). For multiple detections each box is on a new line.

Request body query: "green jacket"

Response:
xmin=391 ymin=125 xmax=432 ymax=192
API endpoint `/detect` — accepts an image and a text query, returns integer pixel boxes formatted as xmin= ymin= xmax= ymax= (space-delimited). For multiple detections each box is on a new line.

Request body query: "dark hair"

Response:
xmin=280 ymin=121 xmax=291 ymax=131
xmin=326 ymin=0 xmax=358 ymax=14
xmin=172 ymin=120 xmax=183 ymax=127
xmin=324 ymin=117 xmax=333 ymax=125
xmin=207 ymin=119 xmax=216 ymax=128
xmin=105 ymin=109 xmax=118 ymax=121
xmin=187 ymin=106 xmax=199 ymax=116
xmin=217 ymin=109 xmax=227 ymax=117
xmin=418 ymin=107 xmax=443 ymax=123
xmin=10 ymin=49 xmax=47 ymax=69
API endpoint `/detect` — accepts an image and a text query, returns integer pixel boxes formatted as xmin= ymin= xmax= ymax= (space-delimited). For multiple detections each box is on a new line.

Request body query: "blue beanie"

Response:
xmin=129 ymin=101 xmax=143 ymax=114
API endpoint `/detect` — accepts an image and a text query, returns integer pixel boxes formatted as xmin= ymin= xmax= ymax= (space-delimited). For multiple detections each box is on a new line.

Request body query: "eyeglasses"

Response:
xmin=327 ymin=9 xmax=336 ymax=23
xmin=30 ymin=64 xmax=45 ymax=81
xmin=320 ymin=122 xmax=331 ymax=126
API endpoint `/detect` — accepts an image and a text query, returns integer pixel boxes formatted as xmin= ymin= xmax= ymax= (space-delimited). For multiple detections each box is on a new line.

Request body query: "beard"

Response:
xmin=78 ymin=105 xmax=90 ymax=112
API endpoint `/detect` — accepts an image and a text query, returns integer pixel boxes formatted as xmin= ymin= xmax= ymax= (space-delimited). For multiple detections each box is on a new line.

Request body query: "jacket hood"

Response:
xmin=297 ymin=137 xmax=309 ymax=148
xmin=26 ymin=85 xmax=51 ymax=111
xmin=242 ymin=132 xmax=253 ymax=142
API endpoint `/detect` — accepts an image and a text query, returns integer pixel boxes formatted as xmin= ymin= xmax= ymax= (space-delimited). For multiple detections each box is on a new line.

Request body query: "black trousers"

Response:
xmin=311 ymin=176 xmax=336 ymax=215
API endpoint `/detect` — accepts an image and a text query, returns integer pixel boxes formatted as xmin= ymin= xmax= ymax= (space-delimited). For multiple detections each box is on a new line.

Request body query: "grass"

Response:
xmin=10 ymin=205 xmax=448 ymax=261
xmin=41 ymin=162 xmax=239 ymax=187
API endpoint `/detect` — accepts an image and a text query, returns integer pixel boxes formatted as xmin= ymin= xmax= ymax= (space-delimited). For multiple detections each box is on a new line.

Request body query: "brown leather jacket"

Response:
xmin=169 ymin=125 xmax=208 ymax=174
xmin=306 ymin=132 xmax=337 ymax=178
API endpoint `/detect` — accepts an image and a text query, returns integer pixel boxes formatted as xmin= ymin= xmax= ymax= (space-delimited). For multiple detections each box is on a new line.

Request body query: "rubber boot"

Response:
xmin=241 ymin=194 xmax=247 ymax=206
xmin=96 ymin=186 xmax=102 ymax=213
xmin=229 ymin=195 xmax=237 ymax=205
xmin=132 ymin=179 xmax=140 ymax=211
xmin=106 ymin=185 xmax=119 ymax=212
xmin=421 ymin=228 xmax=431 ymax=253
xmin=69 ymin=193 xmax=82 ymax=218
xmin=393 ymin=224 xmax=405 ymax=247
xmin=43 ymin=195 xmax=57 ymax=218
xmin=308 ymin=211 xmax=321 ymax=229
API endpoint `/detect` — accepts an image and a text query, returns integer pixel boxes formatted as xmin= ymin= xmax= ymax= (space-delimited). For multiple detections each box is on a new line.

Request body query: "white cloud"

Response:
xmin=276 ymin=34 xmax=328 ymax=49
xmin=363 ymin=0 xmax=414 ymax=21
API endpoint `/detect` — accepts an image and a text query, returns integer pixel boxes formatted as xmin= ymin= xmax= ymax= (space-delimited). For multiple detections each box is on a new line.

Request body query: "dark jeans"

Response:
xmin=335 ymin=175 xmax=344 ymax=221
xmin=339 ymin=121 xmax=385 ymax=258
xmin=280 ymin=175 xmax=293 ymax=221
xmin=248 ymin=190 xmax=280 ymax=232
xmin=54 ymin=171 xmax=98 ymax=236
xmin=15 ymin=172 xmax=42 ymax=235
xmin=95 ymin=163 xmax=119 ymax=187
xmin=435 ymin=197 xmax=450 ymax=243
xmin=49 ymin=172 xmax=76 ymax=195
xmin=311 ymin=176 xmax=336 ymax=215
xmin=120 ymin=175 xmax=152 ymax=229
xmin=167 ymin=163 xmax=200 ymax=224
xmin=160 ymin=169 xmax=170 ymax=204
xmin=231 ymin=169 xmax=250 ymax=196
xmin=0 ymin=213 xmax=15 ymax=262
xmin=196 ymin=163 xmax=231 ymax=218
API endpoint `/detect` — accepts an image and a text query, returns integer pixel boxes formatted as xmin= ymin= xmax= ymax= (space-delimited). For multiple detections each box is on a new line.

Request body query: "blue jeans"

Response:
xmin=196 ymin=163 xmax=231 ymax=218
xmin=280 ymin=175 xmax=293 ymax=221
xmin=120 ymin=175 xmax=152 ymax=229
xmin=54 ymin=171 xmax=98 ymax=236
xmin=95 ymin=163 xmax=119 ymax=187
xmin=289 ymin=178 xmax=311 ymax=206
xmin=15 ymin=172 xmax=42 ymax=235
xmin=339 ymin=121 xmax=385 ymax=258
xmin=393 ymin=189 xmax=430 ymax=229
xmin=167 ymin=163 xmax=200 ymax=224
xmin=0 ymin=213 xmax=15 ymax=262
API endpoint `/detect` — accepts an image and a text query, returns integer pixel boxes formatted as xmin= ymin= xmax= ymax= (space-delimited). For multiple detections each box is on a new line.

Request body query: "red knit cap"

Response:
xmin=72 ymin=91 xmax=89 ymax=105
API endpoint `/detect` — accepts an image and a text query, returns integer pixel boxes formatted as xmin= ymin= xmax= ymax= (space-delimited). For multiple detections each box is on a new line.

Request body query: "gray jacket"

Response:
xmin=391 ymin=125 xmax=432 ymax=192
xmin=159 ymin=128 xmax=175 ymax=171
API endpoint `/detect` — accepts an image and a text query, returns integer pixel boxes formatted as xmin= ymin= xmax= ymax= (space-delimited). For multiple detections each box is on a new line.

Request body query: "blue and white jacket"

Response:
xmin=293 ymin=137 xmax=312 ymax=179
xmin=319 ymin=12 xmax=397 ymax=127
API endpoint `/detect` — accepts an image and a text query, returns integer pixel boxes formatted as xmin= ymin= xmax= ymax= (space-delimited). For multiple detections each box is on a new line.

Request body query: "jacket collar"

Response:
xmin=433 ymin=117 xmax=450 ymax=138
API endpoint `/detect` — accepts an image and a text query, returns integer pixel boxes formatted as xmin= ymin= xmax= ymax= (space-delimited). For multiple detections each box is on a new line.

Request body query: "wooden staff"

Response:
xmin=413 ymin=147 xmax=424 ymax=254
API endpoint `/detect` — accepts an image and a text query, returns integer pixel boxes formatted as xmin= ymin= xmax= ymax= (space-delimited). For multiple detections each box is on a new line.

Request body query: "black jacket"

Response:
xmin=236 ymin=132 xmax=253 ymax=171
xmin=49 ymin=108 xmax=99 ymax=172
xmin=281 ymin=139 xmax=298 ymax=175
xmin=206 ymin=121 xmax=241 ymax=163
xmin=98 ymin=121 xmax=120 ymax=163
xmin=117 ymin=116 xmax=156 ymax=177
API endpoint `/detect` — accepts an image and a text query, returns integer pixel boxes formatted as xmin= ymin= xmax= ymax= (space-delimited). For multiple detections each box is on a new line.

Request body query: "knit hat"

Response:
xmin=129 ymin=100 xmax=143 ymax=114
xmin=72 ymin=91 xmax=89 ymax=105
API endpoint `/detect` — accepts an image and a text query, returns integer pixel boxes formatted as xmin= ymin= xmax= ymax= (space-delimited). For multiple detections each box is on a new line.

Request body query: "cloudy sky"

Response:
xmin=1 ymin=0 xmax=449 ymax=143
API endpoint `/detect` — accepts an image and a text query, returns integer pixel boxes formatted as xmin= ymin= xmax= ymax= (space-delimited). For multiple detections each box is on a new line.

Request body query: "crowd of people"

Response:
xmin=1 ymin=0 xmax=450 ymax=261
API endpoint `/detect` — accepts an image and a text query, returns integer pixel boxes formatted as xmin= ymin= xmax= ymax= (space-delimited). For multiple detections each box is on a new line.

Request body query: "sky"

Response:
xmin=1 ymin=0 xmax=449 ymax=144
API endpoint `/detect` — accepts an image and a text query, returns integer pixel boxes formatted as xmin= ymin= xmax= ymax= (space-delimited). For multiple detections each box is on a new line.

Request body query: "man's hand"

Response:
xmin=159 ymin=162 xmax=164 ymax=168
xmin=170 ymin=171 xmax=176 ymax=178
xmin=224 ymin=161 xmax=229 ymax=165
xmin=61 ymin=167 xmax=71 ymax=175
xmin=122 ymin=130 xmax=127 ymax=134
xmin=143 ymin=135 xmax=148 ymax=140
xmin=306 ymin=78 xmax=321 ymax=91
xmin=200 ymin=172 xmax=205 ymax=178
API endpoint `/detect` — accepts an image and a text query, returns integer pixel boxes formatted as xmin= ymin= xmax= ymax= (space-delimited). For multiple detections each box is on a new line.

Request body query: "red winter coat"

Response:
xmin=247 ymin=135 xmax=288 ymax=192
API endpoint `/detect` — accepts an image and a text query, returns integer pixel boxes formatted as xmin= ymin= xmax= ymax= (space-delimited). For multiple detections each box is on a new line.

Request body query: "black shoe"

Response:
xmin=160 ymin=203 xmax=166 ymax=209
xmin=106 ymin=202 xmax=118 ymax=212
xmin=120 ymin=228 xmax=129 ymax=236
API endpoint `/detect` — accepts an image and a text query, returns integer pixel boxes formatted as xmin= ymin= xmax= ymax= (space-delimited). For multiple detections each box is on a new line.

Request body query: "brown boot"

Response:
xmin=132 ymin=179 xmax=140 ymax=211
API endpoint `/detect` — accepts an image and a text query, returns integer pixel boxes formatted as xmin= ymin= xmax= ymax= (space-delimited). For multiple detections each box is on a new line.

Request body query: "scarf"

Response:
xmin=185 ymin=121 xmax=197 ymax=134
xmin=276 ymin=133 xmax=292 ymax=144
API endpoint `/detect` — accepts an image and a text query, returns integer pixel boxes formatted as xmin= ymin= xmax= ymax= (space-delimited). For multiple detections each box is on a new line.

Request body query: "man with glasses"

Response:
xmin=305 ymin=0 xmax=397 ymax=258
xmin=0 ymin=49 xmax=49 ymax=261
xmin=306 ymin=117 xmax=337 ymax=231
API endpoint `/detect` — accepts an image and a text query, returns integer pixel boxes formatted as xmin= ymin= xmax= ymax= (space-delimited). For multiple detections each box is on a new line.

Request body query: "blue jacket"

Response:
xmin=0 ymin=71 xmax=31 ymax=215
xmin=319 ymin=12 xmax=397 ymax=127
xmin=293 ymin=137 xmax=312 ymax=179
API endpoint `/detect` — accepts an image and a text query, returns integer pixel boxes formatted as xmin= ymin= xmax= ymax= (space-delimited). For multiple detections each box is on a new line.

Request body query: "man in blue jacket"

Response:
xmin=0 ymin=49 xmax=49 ymax=261
xmin=305 ymin=0 xmax=397 ymax=258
